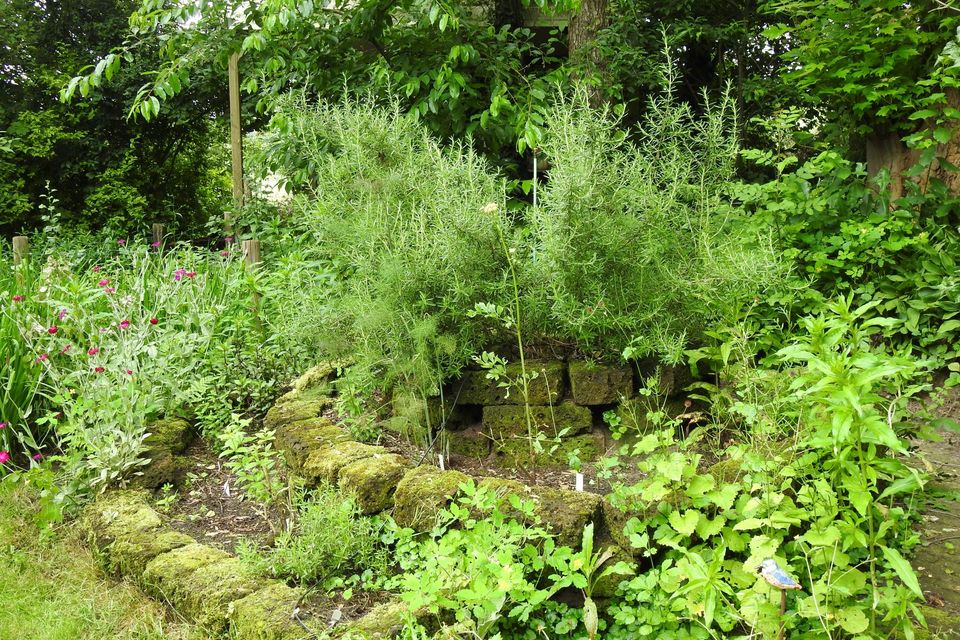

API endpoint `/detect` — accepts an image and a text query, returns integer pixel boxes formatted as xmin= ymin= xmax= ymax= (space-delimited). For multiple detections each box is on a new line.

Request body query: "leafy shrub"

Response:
xmin=238 ymin=484 xmax=389 ymax=586
xmin=274 ymin=94 xmax=511 ymax=397
xmin=524 ymin=84 xmax=782 ymax=363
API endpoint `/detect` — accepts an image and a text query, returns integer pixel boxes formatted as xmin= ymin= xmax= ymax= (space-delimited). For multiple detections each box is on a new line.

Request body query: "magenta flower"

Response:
xmin=61 ymin=344 xmax=72 ymax=354
xmin=117 ymin=239 xmax=126 ymax=246
xmin=220 ymin=251 xmax=230 ymax=257
xmin=47 ymin=326 xmax=58 ymax=335
xmin=94 ymin=366 xmax=105 ymax=373
xmin=149 ymin=317 xmax=158 ymax=325
xmin=37 ymin=353 xmax=48 ymax=362
xmin=88 ymin=347 xmax=99 ymax=355
xmin=174 ymin=268 xmax=187 ymax=282
xmin=12 ymin=294 xmax=24 ymax=302
xmin=151 ymin=241 xmax=161 ymax=248
xmin=105 ymin=287 xmax=116 ymax=294
xmin=0 ymin=423 xmax=5 ymax=429
xmin=125 ymin=369 xmax=133 ymax=375
xmin=58 ymin=309 xmax=67 ymax=320
xmin=225 ymin=236 xmax=234 ymax=243
xmin=119 ymin=320 xmax=130 ymax=330
xmin=186 ymin=271 xmax=196 ymax=278
xmin=32 ymin=453 xmax=42 ymax=461
xmin=92 ymin=264 xmax=102 ymax=273
xmin=0 ymin=451 xmax=9 ymax=464
xmin=98 ymin=279 xmax=110 ymax=287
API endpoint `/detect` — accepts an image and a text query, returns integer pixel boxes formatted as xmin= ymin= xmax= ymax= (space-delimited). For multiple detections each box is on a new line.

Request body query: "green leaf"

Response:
xmin=934 ymin=127 xmax=953 ymax=144
xmin=733 ymin=518 xmax=765 ymax=531
xmin=836 ymin=607 xmax=869 ymax=634
xmin=668 ymin=509 xmax=700 ymax=537
xmin=880 ymin=545 xmax=923 ymax=598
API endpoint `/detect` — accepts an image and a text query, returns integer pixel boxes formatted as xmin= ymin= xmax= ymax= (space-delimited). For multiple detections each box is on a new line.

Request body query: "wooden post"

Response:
xmin=242 ymin=239 xmax=261 ymax=323
xmin=151 ymin=223 xmax=165 ymax=249
xmin=12 ymin=236 xmax=28 ymax=265
xmin=228 ymin=52 xmax=244 ymax=236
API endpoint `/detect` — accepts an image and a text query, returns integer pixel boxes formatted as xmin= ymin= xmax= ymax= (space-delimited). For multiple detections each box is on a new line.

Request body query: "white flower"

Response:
xmin=481 ymin=202 xmax=498 ymax=215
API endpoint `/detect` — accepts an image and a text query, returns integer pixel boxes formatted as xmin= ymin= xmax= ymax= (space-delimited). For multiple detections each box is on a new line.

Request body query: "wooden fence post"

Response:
xmin=242 ymin=239 xmax=261 ymax=323
xmin=152 ymin=223 xmax=165 ymax=249
xmin=12 ymin=236 xmax=29 ymax=265
xmin=227 ymin=52 xmax=244 ymax=237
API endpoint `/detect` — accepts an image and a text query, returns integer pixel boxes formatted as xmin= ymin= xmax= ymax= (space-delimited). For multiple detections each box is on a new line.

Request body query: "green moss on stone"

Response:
xmin=454 ymin=360 xmax=567 ymax=406
xmin=264 ymin=398 xmax=331 ymax=432
xmin=533 ymin=487 xmax=603 ymax=548
xmin=444 ymin=426 xmax=491 ymax=459
xmin=339 ymin=600 xmax=413 ymax=639
xmin=590 ymin=538 xmax=636 ymax=598
xmin=274 ymin=418 xmax=349 ymax=471
xmin=110 ymin=528 xmax=195 ymax=577
xmin=229 ymin=582 xmax=308 ymax=640
xmin=568 ymin=361 xmax=634 ymax=405
xmin=143 ymin=546 xmax=260 ymax=633
xmin=483 ymin=401 xmax=591 ymax=439
xmin=393 ymin=465 xmax=469 ymax=531
xmin=338 ymin=453 xmax=410 ymax=514
xmin=82 ymin=490 xmax=163 ymax=553
xmin=495 ymin=432 xmax=605 ymax=468
xmin=913 ymin=605 xmax=960 ymax=639
xmin=145 ymin=417 xmax=194 ymax=455
xmin=301 ymin=442 xmax=388 ymax=485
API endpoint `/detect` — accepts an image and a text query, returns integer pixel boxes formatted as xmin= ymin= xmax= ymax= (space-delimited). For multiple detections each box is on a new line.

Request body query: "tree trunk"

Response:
xmin=568 ymin=0 xmax=608 ymax=104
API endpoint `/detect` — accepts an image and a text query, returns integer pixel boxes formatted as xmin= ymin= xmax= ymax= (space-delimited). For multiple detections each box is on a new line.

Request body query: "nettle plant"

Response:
xmin=11 ymin=244 xmax=257 ymax=495
xmin=602 ymin=298 xmax=927 ymax=639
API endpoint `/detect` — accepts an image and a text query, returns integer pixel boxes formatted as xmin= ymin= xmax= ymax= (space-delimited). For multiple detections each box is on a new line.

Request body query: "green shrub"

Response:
xmin=238 ymin=484 xmax=389 ymax=585
xmin=274 ymin=93 xmax=511 ymax=397
xmin=524 ymin=84 xmax=781 ymax=363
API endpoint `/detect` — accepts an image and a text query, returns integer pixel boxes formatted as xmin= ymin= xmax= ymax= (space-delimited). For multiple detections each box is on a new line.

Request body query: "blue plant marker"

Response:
xmin=759 ymin=558 xmax=802 ymax=590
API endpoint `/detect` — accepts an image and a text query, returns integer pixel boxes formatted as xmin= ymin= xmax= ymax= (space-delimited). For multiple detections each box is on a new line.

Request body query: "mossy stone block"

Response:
xmin=590 ymin=540 xmax=636 ymax=598
xmin=380 ymin=416 xmax=429 ymax=444
xmin=483 ymin=401 xmax=592 ymax=439
xmin=338 ymin=453 xmax=410 ymax=514
xmin=144 ymin=547 xmax=260 ymax=632
xmin=110 ymin=528 xmax=195 ymax=578
xmin=82 ymin=490 xmax=163 ymax=552
xmin=264 ymin=398 xmax=331 ymax=432
xmin=339 ymin=600 xmax=412 ymax=639
xmin=444 ymin=426 xmax=491 ymax=459
xmin=229 ymin=582 xmax=308 ymax=640
xmin=393 ymin=465 xmax=469 ymax=531
xmin=453 ymin=360 xmax=567 ymax=406
xmin=275 ymin=418 xmax=349 ymax=471
xmin=301 ymin=442 xmax=388 ymax=486
xmin=913 ymin=605 xmax=960 ymax=639
xmin=495 ymin=432 xmax=605 ymax=469
xmin=533 ymin=487 xmax=603 ymax=548
xmin=145 ymin=417 xmax=194 ymax=455
xmin=617 ymin=397 xmax=690 ymax=435
xmin=568 ymin=361 xmax=633 ymax=405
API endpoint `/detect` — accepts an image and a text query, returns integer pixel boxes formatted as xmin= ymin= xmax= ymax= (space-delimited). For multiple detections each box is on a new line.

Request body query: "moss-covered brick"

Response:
xmin=617 ymin=397 xmax=689 ymax=435
xmin=229 ymin=582 xmax=309 ymax=640
xmin=452 ymin=360 xmax=567 ymax=406
xmin=144 ymin=546 xmax=261 ymax=633
xmin=533 ymin=487 xmax=603 ymax=548
xmin=475 ymin=478 xmax=602 ymax=548
xmin=134 ymin=449 xmax=180 ymax=490
xmin=380 ymin=416 xmax=429 ymax=445
xmin=338 ymin=600 xmax=415 ymax=639
xmin=568 ymin=361 xmax=634 ymax=405
xmin=300 ymin=442 xmax=388 ymax=486
xmin=483 ymin=401 xmax=591 ymax=440
xmin=495 ymin=432 xmax=605 ymax=469
xmin=444 ymin=426 xmax=491 ymax=459
xmin=264 ymin=398 xmax=332 ymax=432
xmin=82 ymin=490 xmax=164 ymax=553
xmin=274 ymin=418 xmax=349 ymax=471
xmin=338 ymin=453 xmax=410 ymax=514
xmin=393 ymin=465 xmax=469 ymax=531
xmin=590 ymin=537 xmax=637 ymax=599
xmin=145 ymin=417 xmax=194 ymax=455
xmin=109 ymin=528 xmax=196 ymax=578
xmin=913 ymin=605 xmax=960 ymax=639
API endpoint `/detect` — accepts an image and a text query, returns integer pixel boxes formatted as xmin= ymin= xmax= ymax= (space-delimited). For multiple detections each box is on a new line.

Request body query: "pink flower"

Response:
xmin=225 ymin=236 xmax=234 ymax=243
xmin=98 ymin=279 xmax=110 ymax=287
xmin=94 ymin=366 xmax=105 ymax=373
xmin=117 ymin=239 xmax=126 ymax=246
xmin=174 ymin=268 xmax=187 ymax=282
xmin=32 ymin=453 xmax=42 ymax=461
xmin=105 ymin=287 xmax=116 ymax=294
xmin=220 ymin=251 xmax=230 ymax=257
xmin=47 ymin=326 xmax=58 ymax=335
xmin=119 ymin=320 xmax=130 ymax=330
xmin=58 ymin=309 xmax=67 ymax=320
xmin=87 ymin=347 xmax=99 ymax=355
xmin=37 ymin=353 xmax=48 ymax=362
xmin=92 ymin=264 xmax=102 ymax=272
xmin=11 ymin=294 xmax=24 ymax=302
xmin=0 ymin=423 xmax=5 ymax=429
xmin=186 ymin=271 xmax=196 ymax=278
xmin=99 ymin=327 xmax=110 ymax=334
xmin=0 ymin=451 xmax=9 ymax=464
xmin=125 ymin=369 xmax=133 ymax=376
xmin=151 ymin=241 xmax=161 ymax=248
xmin=149 ymin=317 xmax=158 ymax=325
xmin=61 ymin=344 xmax=72 ymax=354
